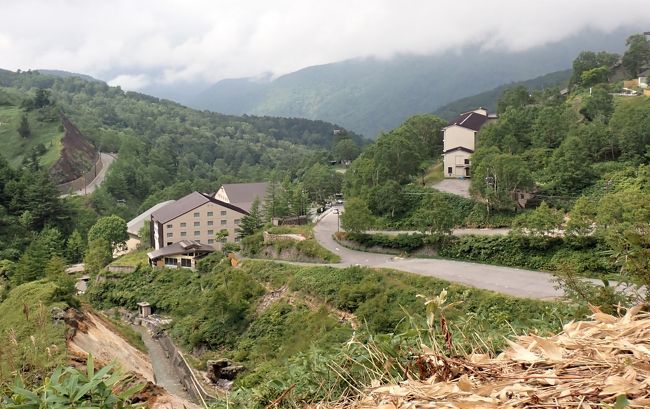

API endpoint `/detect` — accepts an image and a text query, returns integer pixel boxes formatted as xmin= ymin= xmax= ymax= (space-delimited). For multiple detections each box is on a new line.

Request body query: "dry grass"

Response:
xmin=330 ymin=304 xmax=650 ymax=408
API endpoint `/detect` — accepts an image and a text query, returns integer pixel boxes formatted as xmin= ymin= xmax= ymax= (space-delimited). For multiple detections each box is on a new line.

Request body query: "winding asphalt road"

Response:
xmin=74 ymin=152 xmax=116 ymax=195
xmin=313 ymin=208 xmax=564 ymax=300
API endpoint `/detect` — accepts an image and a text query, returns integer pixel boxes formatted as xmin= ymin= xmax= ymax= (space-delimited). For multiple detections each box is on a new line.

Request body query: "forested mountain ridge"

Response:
xmin=433 ymin=69 xmax=572 ymax=120
xmin=189 ymin=28 xmax=629 ymax=137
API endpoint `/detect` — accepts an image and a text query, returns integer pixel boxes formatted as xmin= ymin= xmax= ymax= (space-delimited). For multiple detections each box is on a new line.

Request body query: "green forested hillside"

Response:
xmin=0 ymin=70 xmax=363 ymax=219
xmin=433 ymin=69 xmax=572 ymax=120
xmin=190 ymin=29 xmax=628 ymax=137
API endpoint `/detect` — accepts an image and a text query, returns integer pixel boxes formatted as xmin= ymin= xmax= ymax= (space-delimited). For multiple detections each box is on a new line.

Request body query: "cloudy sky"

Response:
xmin=1 ymin=0 xmax=649 ymax=90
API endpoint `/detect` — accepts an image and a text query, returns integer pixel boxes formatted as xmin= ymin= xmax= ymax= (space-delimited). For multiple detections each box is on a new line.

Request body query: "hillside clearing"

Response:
xmin=0 ymin=106 xmax=63 ymax=168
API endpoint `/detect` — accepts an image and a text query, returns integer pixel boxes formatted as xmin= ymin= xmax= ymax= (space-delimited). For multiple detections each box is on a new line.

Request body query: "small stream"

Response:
xmin=134 ymin=326 xmax=193 ymax=401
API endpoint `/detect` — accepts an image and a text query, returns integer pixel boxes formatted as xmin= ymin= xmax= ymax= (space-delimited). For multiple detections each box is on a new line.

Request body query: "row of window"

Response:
xmin=165 ymin=237 xmax=240 ymax=246
xmin=196 ymin=210 xmax=227 ymax=217
xmin=164 ymin=257 xmax=192 ymax=267
xmin=167 ymin=219 xmax=240 ymax=228
xmin=167 ymin=230 xmax=229 ymax=238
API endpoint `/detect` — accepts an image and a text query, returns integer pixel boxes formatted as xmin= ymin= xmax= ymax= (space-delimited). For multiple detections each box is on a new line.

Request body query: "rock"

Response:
xmin=219 ymin=365 xmax=244 ymax=381
xmin=206 ymin=359 xmax=244 ymax=382
xmin=207 ymin=358 xmax=229 ymax=370
xmin=51 ymin=307 xmax=66 ymax=322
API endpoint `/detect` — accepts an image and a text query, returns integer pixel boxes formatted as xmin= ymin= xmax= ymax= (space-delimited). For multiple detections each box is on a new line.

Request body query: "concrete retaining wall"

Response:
xmin=106 ymin=265 xmax=137 ymax=273
xmin=156 ymin=332 xmax=217 ymax=407
xmin=56 ymin=154 xmax=104 ymax=194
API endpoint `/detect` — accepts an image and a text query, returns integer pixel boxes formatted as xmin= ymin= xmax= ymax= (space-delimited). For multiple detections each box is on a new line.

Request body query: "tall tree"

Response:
xmin=570 ymin=51 xmax=618 ymax=86
xmin=333 ymin=138 xmax=361 ymax=162
xmin=545 ymin=135 xmax=595 ymax=194
xmin=303 ymin=163 xmax=342 ymax=205
xmin=84 ymin=238 xmax=113 ymax=275
xmin=237 ymin=198 xmax=263 ymax=238
xmin=497 ymin=85 xmax=533 ymax=114
xmin=412 ymin=193 xmax=455 ymax=235
xmin=340 ymin=197 xmax=373 ymax=234
xmin=580 ymin=85 xmax=614 ymax=123
xmin=622 ymin=34 xmax=650 ymax=77
xmin=17 ymin=114 xmax=31 ymax=138
xmin=87 ymin=215 xmax=128 ymax=253
xmin=470 ymin=147 xmax=534 ymax=212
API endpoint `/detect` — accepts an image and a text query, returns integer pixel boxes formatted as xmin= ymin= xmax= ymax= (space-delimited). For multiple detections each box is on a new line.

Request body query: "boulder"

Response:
xmin=206 ymin=359 xmax=244 ymax=382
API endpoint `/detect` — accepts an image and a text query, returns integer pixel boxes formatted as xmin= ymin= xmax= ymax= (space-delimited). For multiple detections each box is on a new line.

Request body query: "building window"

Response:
xmin=194 ymin=212 xmax=200 ymax=218
xmin=220 ymin=211 xmax=227 ymax=216
xmin=180 ymin=232 xmax=187 ymax=237
xmin=166 ymin=224 xmax=172 ymax=229
xmin=208 ymin=239 xmax=214 ymax=244
xmin=164 ymin=257 xmax=176 ymax=266
xmin=464 ymin=159 xmax=470 ymax=165
xmin=447 ymin=167 xmax=452 ymax=174
xmin=220 ymin=237 xmax=227 ymax=243
xmin=234 ymin=219 xmax=241 ymax=225
xmin=180 ymin=258 xmax=192 ymax=268
xmin=221 ymin=220 xmax=227 ymax=225
xmin=235 ymin=237 xmax=240 ymax=243
xmin=207 ymin=211 xmax=213 ymax=217
xmin=520 ymin=193 xmax=525 ymax=199
xmin=194 ymin=230 xmax=200 ymax=236
xmin=166 ymin=232 xmax=173 ymax=238
xmin=207 ymin=220 xmax=213 ymax=226
xmin=194 ymin=221 xmax=200 ymax=227
xmin=180 ymin=222 xmax=187 ymax=227
xmin=208 ymin=230 xmax=214 ymax=235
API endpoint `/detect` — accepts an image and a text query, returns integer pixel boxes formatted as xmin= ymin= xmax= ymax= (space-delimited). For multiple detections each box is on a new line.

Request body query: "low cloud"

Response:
xmin=108 ymin=74 xmax=152 ymax=91
xmin=1 ymin=0 xmax=649 ymax=90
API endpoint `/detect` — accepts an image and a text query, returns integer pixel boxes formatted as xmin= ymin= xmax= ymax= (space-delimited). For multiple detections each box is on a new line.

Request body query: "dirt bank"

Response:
xmin=67 ymin=309 xmax=199 ymax=409
xmin=49 ymin=114 xmax=98 ymax=184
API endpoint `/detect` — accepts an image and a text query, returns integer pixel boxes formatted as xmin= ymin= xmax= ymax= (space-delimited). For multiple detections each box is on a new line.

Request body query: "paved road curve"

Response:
xmin=313 ymin=208 xmax=563 ymax=300
xmin=75 ymin=152 xmax=116 ymax=195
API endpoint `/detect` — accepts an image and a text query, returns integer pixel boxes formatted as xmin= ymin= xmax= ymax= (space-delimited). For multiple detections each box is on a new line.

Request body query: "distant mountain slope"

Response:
xmin=190 ymin=28 xmax=629 ymax=137
xmin=433 ymin=69 xmax=572 ymax=120
xmin=36 ymin=69 xmax=102 ymax=83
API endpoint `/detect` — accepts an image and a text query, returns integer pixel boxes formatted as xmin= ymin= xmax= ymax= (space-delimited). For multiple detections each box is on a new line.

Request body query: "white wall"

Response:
xmin=443 ymin=151 xmax=472 ymax=178
xmin=443 ymin=125 xmax=476 ymax=152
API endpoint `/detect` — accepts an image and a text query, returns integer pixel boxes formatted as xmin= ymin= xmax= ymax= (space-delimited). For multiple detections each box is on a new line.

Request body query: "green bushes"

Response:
xmin=339 ymin=232 xmax=615 ymax=278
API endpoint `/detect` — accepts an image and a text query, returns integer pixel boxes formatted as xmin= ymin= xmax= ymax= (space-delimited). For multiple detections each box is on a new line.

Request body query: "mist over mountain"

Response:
xmin=183 ymin=28 xmax=630 ymax=137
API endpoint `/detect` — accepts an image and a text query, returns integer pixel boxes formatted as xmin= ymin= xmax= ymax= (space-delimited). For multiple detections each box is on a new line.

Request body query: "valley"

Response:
xmin=0 ymin=22 xmax=649 ymax=409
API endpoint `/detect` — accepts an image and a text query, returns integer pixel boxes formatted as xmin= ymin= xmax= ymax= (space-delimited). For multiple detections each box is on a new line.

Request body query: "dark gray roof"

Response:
xmin=220 ymin=182 xmax=268 ymax=212
xmin=147 ymin=240 xmax=215 ymax=259
xmin=151 ymin=192 xmax=248 ymax=224
xmin=443 ymin=146 xmax=474 ymax=154
xmin=447 ymin=111 xmax=490 ymax=131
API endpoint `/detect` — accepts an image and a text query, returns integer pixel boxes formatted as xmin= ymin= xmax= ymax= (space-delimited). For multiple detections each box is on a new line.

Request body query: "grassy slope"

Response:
xmin=0 ymin=104 xmax=63 ymax=168
xmin=110 ymin=250 xmax=149 ymax=267
xmin=0 ymin=281 xmax=68 ymax=386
